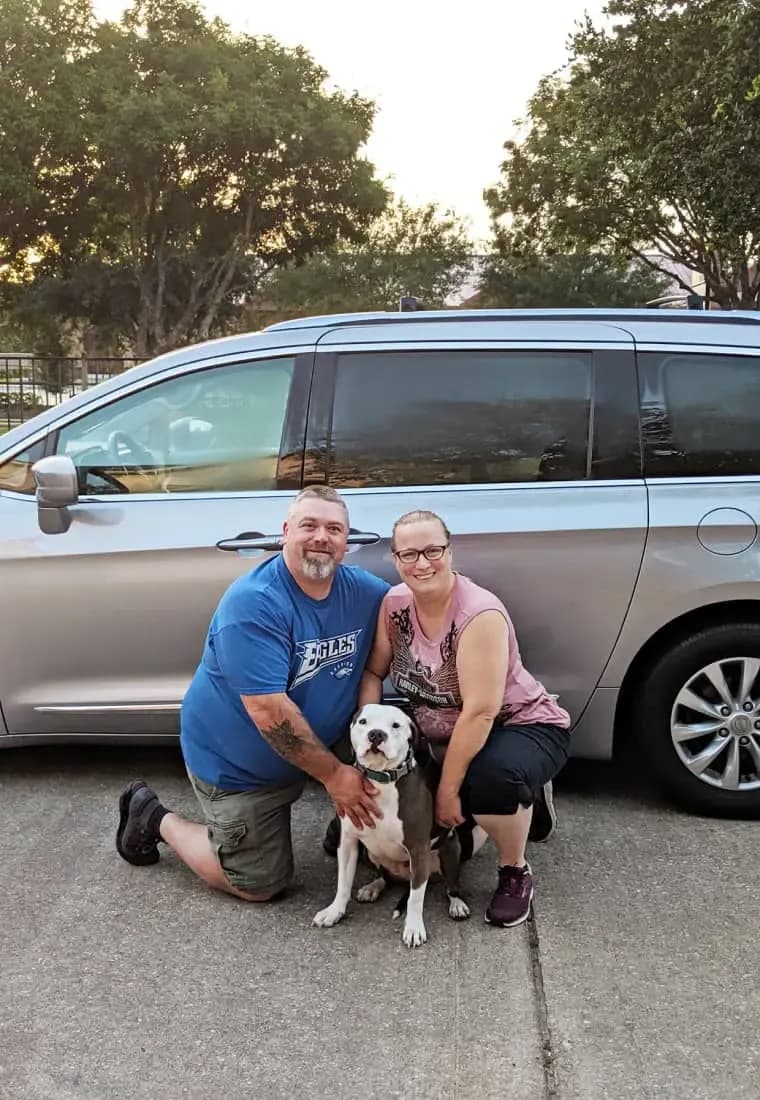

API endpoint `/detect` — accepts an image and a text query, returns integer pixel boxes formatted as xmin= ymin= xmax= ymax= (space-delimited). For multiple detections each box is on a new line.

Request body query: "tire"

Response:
xmin=633 ymin=622 xmax=760 ymax=817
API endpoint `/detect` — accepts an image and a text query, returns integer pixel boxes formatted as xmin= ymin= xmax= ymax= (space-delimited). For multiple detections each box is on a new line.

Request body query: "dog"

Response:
xmin=312 ymin=702 xmax=486 ymax=947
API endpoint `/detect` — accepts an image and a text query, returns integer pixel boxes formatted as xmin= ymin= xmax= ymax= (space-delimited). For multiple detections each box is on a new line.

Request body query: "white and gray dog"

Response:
xmin=313 ymin=703 xmax=486 ymax=947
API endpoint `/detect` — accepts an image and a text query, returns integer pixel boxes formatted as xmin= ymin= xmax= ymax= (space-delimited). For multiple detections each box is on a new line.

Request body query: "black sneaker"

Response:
xmin=323 ymin=814 xmax=341 ymax=857
xmin=116 ymin=781 xmax=163 ymax=866
xmin=528 ymin=780 xmax=557 ymax=843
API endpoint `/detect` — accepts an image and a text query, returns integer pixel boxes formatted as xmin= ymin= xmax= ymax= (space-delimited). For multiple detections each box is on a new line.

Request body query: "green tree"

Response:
xmin=486 ymin=0 xmax=760 ymax=309
xmin=478 ymin=249 xmax=670 ymax=309
xmin=0 ymin=0 xmax=387 ymax=355
xmin=256 ymin=199 xmax=473 ymax=320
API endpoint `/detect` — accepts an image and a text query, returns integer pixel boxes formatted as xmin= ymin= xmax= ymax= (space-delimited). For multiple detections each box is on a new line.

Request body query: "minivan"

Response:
xmin=3 ymin=307 xmax=760 ymax=817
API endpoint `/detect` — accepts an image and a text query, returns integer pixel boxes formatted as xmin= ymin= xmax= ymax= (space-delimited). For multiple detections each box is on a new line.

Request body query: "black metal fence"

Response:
xmin=0 ymin=355 xmax=144 ymax=432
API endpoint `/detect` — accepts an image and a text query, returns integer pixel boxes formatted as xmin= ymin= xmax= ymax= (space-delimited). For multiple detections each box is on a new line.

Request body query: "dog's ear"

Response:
xmin=349 ymin=705 xmax=364 ymax=727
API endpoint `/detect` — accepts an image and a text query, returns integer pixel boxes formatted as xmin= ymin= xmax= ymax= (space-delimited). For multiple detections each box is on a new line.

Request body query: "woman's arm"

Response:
xmin=436 ymin=610 xmax=509 ymax=823
xmin=358 ymin=596 xmax=393 ymax=706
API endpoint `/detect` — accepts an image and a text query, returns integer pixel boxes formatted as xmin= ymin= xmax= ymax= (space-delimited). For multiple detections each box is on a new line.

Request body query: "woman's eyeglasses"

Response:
xmin=392 ymin=545 xmax=449 ymax=565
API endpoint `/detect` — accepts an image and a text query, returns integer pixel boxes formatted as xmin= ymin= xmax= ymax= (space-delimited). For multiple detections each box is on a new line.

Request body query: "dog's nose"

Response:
xmin=367 ymin=728 xmax=386 ymax=747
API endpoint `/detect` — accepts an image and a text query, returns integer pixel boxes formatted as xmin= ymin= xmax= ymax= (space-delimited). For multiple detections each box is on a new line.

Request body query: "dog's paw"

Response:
xmin=448 ymin=895 xmax=471 ymax=921
xmin=402 ymin=915 xmax=427 ymax=948
xmin=312 ymin=903 xmax=346 ymax=928
xmin=357 ymin=877 xmax=386 ymax=904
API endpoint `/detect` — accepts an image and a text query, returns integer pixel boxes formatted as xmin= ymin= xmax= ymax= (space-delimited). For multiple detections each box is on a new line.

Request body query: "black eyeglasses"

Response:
xmin=392 ymin=545 xmax=449 ymax=565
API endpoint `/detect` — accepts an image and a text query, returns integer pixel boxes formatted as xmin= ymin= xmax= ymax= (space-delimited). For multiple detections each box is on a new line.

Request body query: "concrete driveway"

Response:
xmin=1 ymin=745 xmax=758 ymax=1100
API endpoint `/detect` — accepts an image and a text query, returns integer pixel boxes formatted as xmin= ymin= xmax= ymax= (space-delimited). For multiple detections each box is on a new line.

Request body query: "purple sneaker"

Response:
xmin=485 ymin=862 xmax=534 ymax=927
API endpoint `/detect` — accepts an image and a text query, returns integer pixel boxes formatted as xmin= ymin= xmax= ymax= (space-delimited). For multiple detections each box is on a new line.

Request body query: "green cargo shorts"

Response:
xmin=188 ymin=769 xmax=306 ymax=897
xmin=186 ymin=735 xmax=353 ymax=897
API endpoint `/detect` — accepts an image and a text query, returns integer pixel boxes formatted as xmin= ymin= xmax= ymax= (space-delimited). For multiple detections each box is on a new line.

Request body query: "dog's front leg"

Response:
xmin=402 ymin=845 xmax=431 ymax=947
xmin=439 ymin=831 xmax=470 ymax=920
xmin=313 ymin=828 xmax=360 ymax=929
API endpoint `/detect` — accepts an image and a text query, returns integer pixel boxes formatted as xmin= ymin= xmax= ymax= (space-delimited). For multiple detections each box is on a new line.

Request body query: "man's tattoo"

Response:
xmin=261 ymin=719 xmax=310 ymax=763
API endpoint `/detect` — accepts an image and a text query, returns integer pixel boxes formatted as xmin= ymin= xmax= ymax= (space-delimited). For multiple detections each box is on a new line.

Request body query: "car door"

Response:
xmin=305 ymin=320 xmax=646 ymax=725
xmin=0 ymin=347 xmax=312 ymax=737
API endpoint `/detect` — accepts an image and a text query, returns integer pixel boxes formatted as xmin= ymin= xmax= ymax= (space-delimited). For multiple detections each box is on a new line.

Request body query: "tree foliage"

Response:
xmin=255 ymin=200 xmax=473 ymax=320
xmin=478 ymin=250 xmax=669 ymax=309
xmin=0 ymin=0 xmax=387 ymax=355
xmin=486 ymin=0 xmax=760 ymax=308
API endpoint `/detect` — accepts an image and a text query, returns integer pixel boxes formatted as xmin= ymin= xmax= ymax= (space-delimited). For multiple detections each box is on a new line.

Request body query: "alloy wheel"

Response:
xmin=670 ymin=657 xmax=760 ymax=791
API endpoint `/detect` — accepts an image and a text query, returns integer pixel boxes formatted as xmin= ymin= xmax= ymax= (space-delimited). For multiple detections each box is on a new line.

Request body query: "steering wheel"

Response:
xmin=106 ymin=430 xmax=156 ymax=468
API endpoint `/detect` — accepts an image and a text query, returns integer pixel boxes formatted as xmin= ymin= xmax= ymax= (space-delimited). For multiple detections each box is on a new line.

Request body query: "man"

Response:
xmin=115 ymin=485 xmax=389 ymax=901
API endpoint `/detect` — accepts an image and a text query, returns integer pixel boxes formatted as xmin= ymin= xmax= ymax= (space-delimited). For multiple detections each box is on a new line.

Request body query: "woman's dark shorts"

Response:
xmin=457 ymin=722 xmax=570 ymax=817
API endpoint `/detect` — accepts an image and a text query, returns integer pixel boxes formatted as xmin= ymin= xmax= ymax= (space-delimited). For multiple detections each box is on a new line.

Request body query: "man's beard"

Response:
xmin=302 ymin=552 xmax=336 ymax=581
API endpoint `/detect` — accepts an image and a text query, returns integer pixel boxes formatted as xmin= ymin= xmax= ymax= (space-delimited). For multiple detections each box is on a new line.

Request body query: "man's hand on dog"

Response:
xmin=435 ymin=786 xmax=465 ymax=828
xmin=325 ymin=764 xmax=382 ymax=830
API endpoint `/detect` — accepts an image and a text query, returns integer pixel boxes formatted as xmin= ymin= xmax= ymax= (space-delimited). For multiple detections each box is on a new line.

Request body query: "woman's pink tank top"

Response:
xmin=386 ymin=573 xmax=570 ymax=741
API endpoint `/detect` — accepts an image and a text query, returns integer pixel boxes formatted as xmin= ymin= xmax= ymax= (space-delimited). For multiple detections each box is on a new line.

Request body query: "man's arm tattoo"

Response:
xmin=261 ymin=719 xmax=316 ymax=765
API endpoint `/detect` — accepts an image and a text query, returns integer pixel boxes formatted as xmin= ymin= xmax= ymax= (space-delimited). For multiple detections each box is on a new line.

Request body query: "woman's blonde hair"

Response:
xmin=390 ymin=510 xmax=451 ymax=552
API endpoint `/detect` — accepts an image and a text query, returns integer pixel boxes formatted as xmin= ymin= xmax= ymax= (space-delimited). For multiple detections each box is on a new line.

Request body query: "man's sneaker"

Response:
xmin=323 ymin=814 xmax=341 ymax=856
xmin=485 ymin=862 xmax=534 ymax=927
xmin=116 ymin=781 xmax=164 ymax=866
xmin=528 ymin=780 xmax=557 ymax=843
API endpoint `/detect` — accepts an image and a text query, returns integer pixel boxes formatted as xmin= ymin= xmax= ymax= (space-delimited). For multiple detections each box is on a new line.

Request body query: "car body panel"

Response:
xmin=321 ymin=482 xmax=647 ymax=729
xmin=3 ymin=307 xmax=760 ymax=765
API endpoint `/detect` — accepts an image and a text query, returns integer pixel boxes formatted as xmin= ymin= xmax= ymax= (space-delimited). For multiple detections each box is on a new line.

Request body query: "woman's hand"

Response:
xmin=435 ymin=785 xmax=465 ymax=828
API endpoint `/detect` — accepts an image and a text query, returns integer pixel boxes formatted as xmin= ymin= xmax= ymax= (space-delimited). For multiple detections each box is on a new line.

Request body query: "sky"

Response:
xmin=92 ymin=1 xmax=610 ymax=243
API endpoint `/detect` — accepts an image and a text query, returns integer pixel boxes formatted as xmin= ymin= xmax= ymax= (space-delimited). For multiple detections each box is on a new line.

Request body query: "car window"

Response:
xmin=640 ymin=352 xmax=760 ymax=476
xmin=0 ymin=439 xmax=46 ymax=494
xmin=55 ymin=357 xmax=295 ymax=494
xmin=327 ymin=349 xmax=592 ymax=487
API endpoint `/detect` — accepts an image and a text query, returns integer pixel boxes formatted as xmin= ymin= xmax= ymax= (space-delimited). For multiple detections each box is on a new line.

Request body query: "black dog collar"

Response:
xmin=354 ymin=750 xmax=416 ymax=784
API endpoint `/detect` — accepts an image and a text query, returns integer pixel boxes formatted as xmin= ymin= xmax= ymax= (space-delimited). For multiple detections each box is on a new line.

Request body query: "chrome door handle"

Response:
xmin=346 ymin=529 xmax=381 ymax=546
xmin=216 ymin=529 xmax=381 ymax=552
xmin=216 ymin=531 xmax=281 ymax=552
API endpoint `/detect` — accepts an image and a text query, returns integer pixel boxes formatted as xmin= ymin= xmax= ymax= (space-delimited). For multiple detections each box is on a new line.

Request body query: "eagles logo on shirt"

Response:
xmin=291 ymin=630 xmax=362 ymax=688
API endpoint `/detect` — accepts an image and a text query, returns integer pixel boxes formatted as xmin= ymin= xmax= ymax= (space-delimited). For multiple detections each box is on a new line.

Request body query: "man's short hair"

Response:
xmin=290 ymin=485 xmax=349 ymax=525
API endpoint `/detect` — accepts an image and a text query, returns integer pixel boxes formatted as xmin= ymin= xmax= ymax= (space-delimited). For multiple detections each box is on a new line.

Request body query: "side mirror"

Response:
xmin=32 ymin=454 xmax=80 ymax=534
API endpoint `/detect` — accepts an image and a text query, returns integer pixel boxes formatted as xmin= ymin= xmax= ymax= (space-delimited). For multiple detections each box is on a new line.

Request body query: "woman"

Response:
xmin=359 ymin=509 xmax=570 ymax=928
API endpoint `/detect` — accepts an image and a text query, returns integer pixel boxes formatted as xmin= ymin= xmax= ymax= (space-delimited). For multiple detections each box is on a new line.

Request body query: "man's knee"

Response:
xmin=232 ymin=883 xmax=288 ymax=903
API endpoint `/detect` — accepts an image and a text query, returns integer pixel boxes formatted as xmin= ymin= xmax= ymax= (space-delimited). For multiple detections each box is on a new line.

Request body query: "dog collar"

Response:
xmin=354 ymin=751 xmax=416 ymax=784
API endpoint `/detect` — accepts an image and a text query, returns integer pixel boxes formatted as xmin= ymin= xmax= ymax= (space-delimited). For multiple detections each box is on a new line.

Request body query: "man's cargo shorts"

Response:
xmin=187 ymin=770 xmax=306 ymax=897
xmin=185 ymin=737 xmax=351 ymax=896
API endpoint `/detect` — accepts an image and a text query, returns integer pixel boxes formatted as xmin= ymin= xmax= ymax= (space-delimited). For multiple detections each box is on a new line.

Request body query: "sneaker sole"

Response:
xmin=484 ymin=888 xmax=535 ymax=928
xmin=116 ymin=781 xmax=160 ymax=866
xmin=529 ymin=783 xmax=558 ymax=843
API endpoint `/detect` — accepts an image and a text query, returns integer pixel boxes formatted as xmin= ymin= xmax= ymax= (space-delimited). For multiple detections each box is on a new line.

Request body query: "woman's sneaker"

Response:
xmin=528 ymin=780 xmax=557 ymax=843
xmin=485 ymin=863 xmax=534 ymax=927
xmin=116 ymin=781 xmax=165 ymax=866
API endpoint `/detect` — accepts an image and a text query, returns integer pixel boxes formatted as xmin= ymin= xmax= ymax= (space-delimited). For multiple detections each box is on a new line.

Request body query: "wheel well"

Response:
xmin=612 ymin=600 xmax=760 ymax=755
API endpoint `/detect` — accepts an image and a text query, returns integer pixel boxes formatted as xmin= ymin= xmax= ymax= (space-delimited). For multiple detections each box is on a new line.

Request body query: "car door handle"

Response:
xmin=215 ymin=529 xmax=381 ymax=552
xmin=216 ymin=531 xmax=280 ymax=552
xmin=345 ymin=529 xmax=381 ymax=547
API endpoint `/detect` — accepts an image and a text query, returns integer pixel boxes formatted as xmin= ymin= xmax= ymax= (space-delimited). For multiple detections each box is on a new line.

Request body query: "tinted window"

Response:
xmin=55 ymin=358 xmax=295 ymax=494
xmin=327 ymin=350 xmax=592 ymax=488
xmin=640 ymin=352 xmax=760 ymax=476
xmin=0 ymin=439 xmax=46 ymax=494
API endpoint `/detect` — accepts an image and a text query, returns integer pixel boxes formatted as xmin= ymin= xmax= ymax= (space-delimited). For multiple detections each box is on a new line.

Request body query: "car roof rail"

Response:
xmin=264 ymin=307 xmax=760 ymax=333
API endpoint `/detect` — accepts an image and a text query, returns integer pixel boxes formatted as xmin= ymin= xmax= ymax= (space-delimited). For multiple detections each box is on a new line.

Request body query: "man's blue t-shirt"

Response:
xmin=180 ymin=554 xmax=389 ymax=790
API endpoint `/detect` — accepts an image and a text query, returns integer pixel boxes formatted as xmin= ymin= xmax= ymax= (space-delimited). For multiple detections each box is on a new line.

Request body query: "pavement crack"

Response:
xmin=453 ymin=926 xmax=462 ymax=1100
xmin=527 ymin=902 xmax=560 ymax=1100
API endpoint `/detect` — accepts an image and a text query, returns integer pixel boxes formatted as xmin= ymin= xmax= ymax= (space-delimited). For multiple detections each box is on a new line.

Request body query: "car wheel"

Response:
xmin=634 ymin=622 xmax=760 ymax=816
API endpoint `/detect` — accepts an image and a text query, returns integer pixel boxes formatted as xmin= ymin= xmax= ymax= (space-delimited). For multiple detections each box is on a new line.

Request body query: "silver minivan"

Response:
xmin=3 ymin=307 xmax=760 ymax=817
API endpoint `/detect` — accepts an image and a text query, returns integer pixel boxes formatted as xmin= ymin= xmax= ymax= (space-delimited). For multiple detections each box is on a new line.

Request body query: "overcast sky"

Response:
xmin=92 ymin=1 xmax=610 ymax=241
